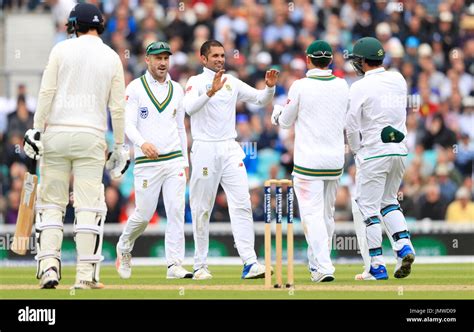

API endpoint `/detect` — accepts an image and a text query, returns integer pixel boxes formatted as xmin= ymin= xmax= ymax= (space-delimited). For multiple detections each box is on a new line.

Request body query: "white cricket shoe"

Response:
xmin=71 ymin=280 xmax=105 ymax=290
xmin=193 ymin=266 xmax=213 ymax=280
xmin=39 ymin=267 xmax=59 ymax=289
xmin=116 ymin=247 xmax=132 ymax=279
xmin=167 ymin=265 xmax=193 ymax=279
xmin=311 ymin=271 xmax=335 ymax=282
xmin=242 ymin=262 xmax=266 ymax=279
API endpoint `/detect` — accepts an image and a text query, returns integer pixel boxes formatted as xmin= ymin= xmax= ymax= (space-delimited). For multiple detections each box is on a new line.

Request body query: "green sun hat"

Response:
xmin=306 ymin=40 xmax=333 ymax=59
xmin=146 ymin=41 xmax=172 ymax=55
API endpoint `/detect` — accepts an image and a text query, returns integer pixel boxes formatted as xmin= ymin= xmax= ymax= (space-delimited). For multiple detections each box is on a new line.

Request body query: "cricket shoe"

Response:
xmin=167 ymin=265 xmax=193 ymax=279
xmin=193 ymin=266 xmax=213 ymax=280
xmin=355 ymin=265 xmax=388 ymax=280
xmin=241 ymin=262 xmax=267 ymax=279
xmin=39 ymin=267 xmax=59 ymax=289
xmin=71 ymin=280 xmax=105 ymax=290
xmin=116 ymin=247 xmax=132 ymax=279
xmin=310 ymin=270 xmax=335 ymax=282
xmin=394 ymin=245 xmax=415 ymax=279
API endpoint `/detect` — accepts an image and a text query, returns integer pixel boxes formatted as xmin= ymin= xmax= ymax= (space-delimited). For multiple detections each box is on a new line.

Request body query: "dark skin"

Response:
xmin=201 ymin=46 xmax=279 ymax=97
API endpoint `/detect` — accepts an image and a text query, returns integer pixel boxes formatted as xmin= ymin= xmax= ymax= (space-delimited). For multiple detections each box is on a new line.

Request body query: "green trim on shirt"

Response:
xmin=293 ymin=164 xmax=343 ymax=177
xmin=307 ymin=75 xmax=336 ymax=81
xmin=140 ymin=75 xmax=174 ymax=113
xmin=363 ymin=153 xmax=408 ymax=161
xmin=135 ymin=151 xmax=183 ymax=165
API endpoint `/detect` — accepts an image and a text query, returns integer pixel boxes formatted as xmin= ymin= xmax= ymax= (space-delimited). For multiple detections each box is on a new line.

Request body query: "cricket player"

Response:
xmin=183 ymin=40 xmax=279 ymax=280
xmin=271 ymin=40 xmax=349 ymax=282
xmin=346 ymin=37 xmax=415 ymax=280
xmin=23 ymin=3 xmax=129 ymax=289
xmin=115 ymin=41 xmax=193 ymax=279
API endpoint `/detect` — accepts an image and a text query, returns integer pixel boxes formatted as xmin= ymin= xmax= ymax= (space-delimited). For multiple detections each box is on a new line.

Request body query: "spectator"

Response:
xmin=263 ymin=11 xmax=295 ymax=50
xmin=250 ymin=186 xmax=264 ymax=222
xmin=417 ymin=183 xmax=449 ymax=220
xmin=422 ymin=113 xmax=457 ymax=150
xmin=446 ymin=187 xmax=474 ymax=223
xmin=5 ymin=190 xmax=20 ymax=224
xmin=7 ymin=95 xmax=33 ymax=141
xmin=435 ymin=163 xmax=458 ymax=202
xmin=455 ymin=133 xmax=474 ymax=176
xmin=105 ymin=186 xmax=122 ymax=223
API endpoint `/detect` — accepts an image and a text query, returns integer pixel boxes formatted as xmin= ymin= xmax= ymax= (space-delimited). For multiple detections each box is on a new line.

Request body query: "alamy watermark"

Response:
xmin=18 ymin=306 xmax=56 ymax=325
xmin=381 ymin=94 xmax=421 ymax=110
xmin=0 ymin=234 xmax=36 ymax=253
xmin=240 ymin=141 xmax=258 ymax=160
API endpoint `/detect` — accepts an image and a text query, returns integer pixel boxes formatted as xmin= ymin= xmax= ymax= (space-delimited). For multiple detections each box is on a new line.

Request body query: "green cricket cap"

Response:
xmin=306 ymin=40 xmax=333 ymax=59
xmin=146 ymin=41 xmax=172 ymax=55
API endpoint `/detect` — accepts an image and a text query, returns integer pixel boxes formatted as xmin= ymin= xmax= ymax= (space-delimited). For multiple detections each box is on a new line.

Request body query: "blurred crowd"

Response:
xmin=1 ymin=0 xmax=473 ymax=225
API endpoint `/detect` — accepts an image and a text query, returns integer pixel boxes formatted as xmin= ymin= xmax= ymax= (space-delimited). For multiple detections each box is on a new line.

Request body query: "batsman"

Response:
xmin=23 ymin=3 xmax=129 ymax=289
xmin=271 ymin=40 xmax=349 ymax=282
xmin=346 ymin=37 xmax=415 ymax=280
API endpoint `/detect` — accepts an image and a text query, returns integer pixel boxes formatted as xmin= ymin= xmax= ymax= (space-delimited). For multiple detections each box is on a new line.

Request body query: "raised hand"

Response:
xmin=265 ymin=69 xmax=280 ymax=88
xmin=208 ymin=69 xmax=227 ymax=97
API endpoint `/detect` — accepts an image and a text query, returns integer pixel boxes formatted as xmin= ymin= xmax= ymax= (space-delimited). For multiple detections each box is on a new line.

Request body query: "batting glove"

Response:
xmin=24 ymin=129 xmax=43 ymax=160
xmin=271 ymin=105 xmax=284 ymax=126
xmin=106 ymin=144 xmax=131 ymax=179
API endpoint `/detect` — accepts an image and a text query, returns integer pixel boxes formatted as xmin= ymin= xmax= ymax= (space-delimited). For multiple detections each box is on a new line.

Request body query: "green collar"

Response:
xmin=140 ymin=75 xmax=173 ymax=113
xmin=307 ymin=75 xmax=336 ymax=81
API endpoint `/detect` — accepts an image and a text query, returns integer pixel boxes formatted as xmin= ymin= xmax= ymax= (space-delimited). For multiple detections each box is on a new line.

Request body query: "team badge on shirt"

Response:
xmin=173 ymin=109 xmax=177 ymax=117
xmin=139 ymin=107 xmax=148 ymax=119
xmin=143 ymin=179 xmax=148 ymax=188
xmin=202 ymin=167 xmax=208 ymax=176
xmin=225 ymin=84 xmax=232 ymax=92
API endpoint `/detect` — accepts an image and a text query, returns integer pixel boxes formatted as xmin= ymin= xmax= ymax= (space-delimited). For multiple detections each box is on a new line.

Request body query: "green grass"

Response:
xmin=0 ymin=264 xmax=473 ymax=299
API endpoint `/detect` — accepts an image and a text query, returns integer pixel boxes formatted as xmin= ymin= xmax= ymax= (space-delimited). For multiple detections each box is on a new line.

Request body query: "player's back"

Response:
xmin=293 ymin=75 xmax=349 ymax=172
xmin=351 ymin=68 xmax=408 ymax=155
xmin=47 ymin=35 xmax=122 ymax=134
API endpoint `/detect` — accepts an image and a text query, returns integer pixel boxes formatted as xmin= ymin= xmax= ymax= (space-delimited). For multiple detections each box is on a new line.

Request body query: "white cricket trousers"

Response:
xmin=293 ymin=177 xmax=338 ymax=275
xmin=355 ymin=155 xmax=412 ymax=267
xmin=190 ymin=139 xmax=257 ymax=270
xmin=36 ymin=131 xmax=107 ymax=282
xmin=117 ymin=162 xmax=187 ymax=266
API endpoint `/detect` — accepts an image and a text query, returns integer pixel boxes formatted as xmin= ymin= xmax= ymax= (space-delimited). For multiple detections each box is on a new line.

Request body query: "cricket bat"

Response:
xmin=11 ymin=159 xmax=38 ymax=255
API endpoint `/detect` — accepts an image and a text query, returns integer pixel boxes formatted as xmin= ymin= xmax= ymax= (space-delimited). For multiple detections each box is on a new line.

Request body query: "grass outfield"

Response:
xmin=0 ymin=263 xmax=473 ymax=299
